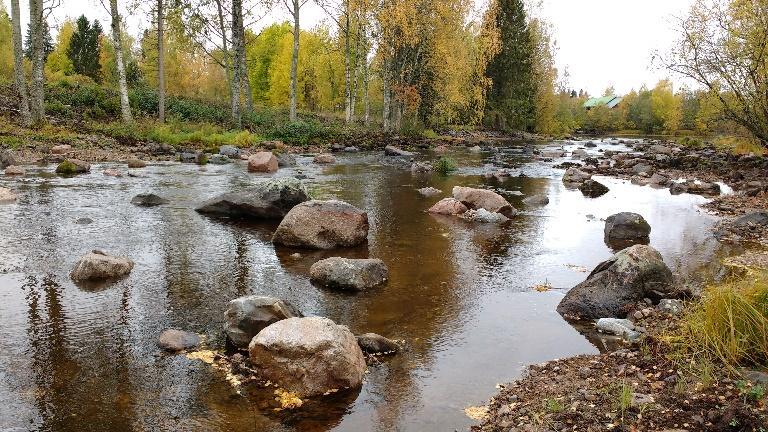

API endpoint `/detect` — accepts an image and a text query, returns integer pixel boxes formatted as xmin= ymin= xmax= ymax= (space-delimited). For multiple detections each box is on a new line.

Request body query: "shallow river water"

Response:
xmin=0 ymin=141 xmax=723 ymax=431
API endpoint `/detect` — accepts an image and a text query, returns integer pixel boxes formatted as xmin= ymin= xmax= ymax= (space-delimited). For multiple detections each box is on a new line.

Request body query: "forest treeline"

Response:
xmin=0 ymin=0 xmax=766 ymax=145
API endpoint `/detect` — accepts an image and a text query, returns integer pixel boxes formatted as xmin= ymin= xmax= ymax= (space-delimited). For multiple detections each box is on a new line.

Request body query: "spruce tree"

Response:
xmin=485 ymin=0 xmax=536 ymax=131
xmin=24 ymin=21 xmax=53 ymax=60
xmin=67 ymin=15 xmax=103 ymax=82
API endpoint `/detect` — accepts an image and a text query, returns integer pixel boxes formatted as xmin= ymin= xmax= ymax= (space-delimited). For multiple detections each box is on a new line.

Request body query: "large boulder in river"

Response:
xmin=428 ymin=197 xmax=468 ymax=215
xmin=196 ymin=178 xmax=309 ymax=219
xmin=248 ymin=151 xmax=278 ymax=173
xmin=310 ymin=257 xmax=389 ymax=291
xmin=0 ymin=187 xmax=17 ymax=203
xmin=248 ymin=317 xmax=366 ymax=396
xmin=70 ymin=250 xmax=134 ymax=282
xmin=56 ymin=159 xmax=90 ymax=175
xmin=604 ymin=212 xmax=651 ymax=248
xmin=225 ymin=295 xmax=303 ymax=349
xmin=579 ymin=179 xmax=609 ymax=198
xmin=131 ymin=193 xmax=169 ymax=207
xmin=556 ymin=245 xmax=674 ymax=320
xmin=522 ymin=194 xmax=549 ymax=207
xmin=272 ymin=200 xmax=369 ymax=249
xmin=562 ymin=167 xmax=591 ymax=186
xmin=452 ymin=186 xmax=516 ymax=217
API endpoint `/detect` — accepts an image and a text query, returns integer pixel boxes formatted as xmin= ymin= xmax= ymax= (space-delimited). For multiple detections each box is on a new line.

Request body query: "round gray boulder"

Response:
xmin=248 ymin=317 xmax=366 ymax=396
xmin=604 ymin=212 xmax=651 ymax=248
xmin=310 ymin=257 xmax=389 ymax=291
xmin=272 ymin=200 xmax=369 ymax=249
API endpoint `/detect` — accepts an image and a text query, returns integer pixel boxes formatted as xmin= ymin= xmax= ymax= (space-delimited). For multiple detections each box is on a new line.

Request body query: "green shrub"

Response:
xmin=434 ymin=156 xmax=458 ymax=175
xmin=267 ymin=120 xmax=326 ymax=146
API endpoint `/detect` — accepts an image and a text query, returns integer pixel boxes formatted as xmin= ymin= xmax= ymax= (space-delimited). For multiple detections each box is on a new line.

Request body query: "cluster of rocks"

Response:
xmin=426 ymin=186 xmax=518 ymax=224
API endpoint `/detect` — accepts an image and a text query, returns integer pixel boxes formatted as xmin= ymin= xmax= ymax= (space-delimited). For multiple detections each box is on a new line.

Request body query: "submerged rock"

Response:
xmin=452 ymin=186 xmax=516 ymax=217
xmin=248 ymin=151 xmax=278 ymax=173
xmin=556 ymin=245 xmax=674 ymax=320
xmin=417 ymin=187 xmax=441 ymax=197
xmin=127 ymin=158 xmax=147 ymax=168
xmin=158 ymin=329 xmax=201 ymax=352
xmin=604 ymin=212 xmax=651 ymax=248
xmin=313 ymin=153 xmax=336 ymax=164
xmin=0 ymin=187 xmax=17 ymax=203
xmin=248 ymin=317 xmax=366 ymax=397
xmin=461 ymin=208 xmax=509 ymax=223
xmin=70 ymin=250 xmax=134 ymax=282
xmin=427 ymin=197 xmax=468 ymax=215
xmin=56 ymin=159 xmax=90 ymax=175
xmin=579 ymin=179 xmax=609 ymax=198
xmin=4 ymin=165 xmax=25 ymax=176
xmin=272 ymin=200 xmax=369 ymax=249
xmin=310 ymin=257 xmax=389 ymax=291
xmin=357 ymin=333 xmax=399 ymax=355
xmin=208 ymin=154 xmax=231 ymax=165
xmin=196 ymin=178 xmax=309 ymax=219
xmin=384 ymin=145 xmax=414 ymax=157
xmin=411 ymin=162 xmax=432 ymax=173
xmin=131 ymin=193 xmax=169 ymax=207
xmin=224 ymin=295 xmax=303 ymax=349
xmin=276 ymin=153 xmax=297 ymax=167
xmin=522 ymin=194 xmax=549 ymax=207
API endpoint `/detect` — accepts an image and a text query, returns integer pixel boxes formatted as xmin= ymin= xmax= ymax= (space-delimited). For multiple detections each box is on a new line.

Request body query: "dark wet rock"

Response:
xmin=70 ymin=250 xmax=134 ymax=282
xmin=1 ymin=150 xmax=16 ymax=169
xmin=632 ymin=163 xmax=653 ymax=175
xmin=313 ymin=153 xmax=336 ymax=164
xmin=4 ymin=165 xmax=25 ymax=176
xmin=127 ymin=158 xmax=147 ymax=168
xmin=0 ymin=187 xmax=17 ymax=203
xmin=732 ymin=211 xmax=768 ymax=228
xmin=356 ymin=333 xmax=399 ymax=355
xmin=196 ymin=178 xmax=309 ymax=219
xmin=670 ymin=182 xmax=689 ymax=195
xmin=384 ymin=145 xmax=414 ymax=157
xmin=219 ymin=145 xmax=242 ymax=159
xmin=179 ymin=151 xmax=206 ymax=164
xmin=131 ymin=193 xmax=169 ymax=207
xmin=75 ymin=217 xmax=93 ymax=225
xmin=452 ymin=186 xmax=516 ymax=217
xmin=248 ymin=317 xmax=366 ymax=396
xmin=461 ymin=208 xmax=509 ymax=223
xmin=557 ymin=245 xmax=674 ymax=320
xmin=604 ymin=212 xmax=651 ymax=248
xmin=56 ymin=159 xmax=90 ymax=175
xmin=248 ymin=151 xmax=278 ymax=173
xmin=224 ymin=295 xmax=303 ymax=349
xmin=158 ymin=329 xmax=201 ymax=352
xmin=208 ymin=154 xmax=231 ymax=165
xmin=276 ymin=153 xmax=297 ymax=167
xmin=272 ymin=200 xmax=369 ymax=249
xmin=562 ymin=167 xmax=591 ymax=185
xmin=310 ymin=257 xmax=389 ymax=291
xmin=522 ymin=194 xmax=549 ymax=207
xmin=687 ymin=181 xmax=721 ymax=196
xmin=584 ymin=141 xmax=597 ymax=148
xmin=579 ymin=179 xmax=609 ymax=198
xmin=417 ymin=187 xmax=441 ymax=197
xmin=427 ymin=197 xmax=468 ymax=215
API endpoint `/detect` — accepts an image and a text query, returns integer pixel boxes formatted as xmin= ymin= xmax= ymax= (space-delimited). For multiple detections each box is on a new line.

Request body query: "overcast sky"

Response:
xmin=3 ymin=0 xmax=694 ymax=95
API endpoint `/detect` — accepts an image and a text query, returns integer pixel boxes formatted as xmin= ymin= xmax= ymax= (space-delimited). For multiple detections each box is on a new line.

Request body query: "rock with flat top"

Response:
xmin=310 ymin=257 xmax=388 ymax=291
xmin=428 ymin=198 xmax=468 ymax=215
xmin=4 ymin=165 xmax=25 ymax=176
xmin=272 ymin=200 xmax=369 ymax=249
xmin=196 ymin=178 xmax=309 ymax=219
xmin=224 ymin=295 xmax=303 ymax=349
xmin=248 ymin=151 xmax=278 ymax=173
xmin=70 ymin=250 xmax=134 ymax=282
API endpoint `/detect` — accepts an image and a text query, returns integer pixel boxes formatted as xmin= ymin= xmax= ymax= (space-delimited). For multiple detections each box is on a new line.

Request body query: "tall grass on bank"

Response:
xmin=669 ymin=274 xmax=768 ymax=369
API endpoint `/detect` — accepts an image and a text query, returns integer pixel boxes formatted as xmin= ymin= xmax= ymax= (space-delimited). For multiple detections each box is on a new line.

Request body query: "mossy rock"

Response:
xmin=56 ymin=159 xmax=90 ymax=175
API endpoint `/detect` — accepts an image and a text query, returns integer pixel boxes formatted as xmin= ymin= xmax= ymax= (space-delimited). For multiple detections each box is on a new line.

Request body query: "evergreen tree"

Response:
xmin=67 ymin=15 xmax=103 ymax=82
xmin=484 ymin=0 xmax=535 ymax=131
xmin=24 ymin=20 xmax=53 ymax=60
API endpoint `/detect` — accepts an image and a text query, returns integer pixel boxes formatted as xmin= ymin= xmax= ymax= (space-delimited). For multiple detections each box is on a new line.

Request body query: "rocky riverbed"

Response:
xmin=0 ymin=133 xmax=765 ymax=431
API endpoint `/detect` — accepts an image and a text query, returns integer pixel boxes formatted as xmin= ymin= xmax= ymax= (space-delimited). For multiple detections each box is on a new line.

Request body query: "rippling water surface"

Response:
xmin=0 ymin=142 xmax=722 ymax=431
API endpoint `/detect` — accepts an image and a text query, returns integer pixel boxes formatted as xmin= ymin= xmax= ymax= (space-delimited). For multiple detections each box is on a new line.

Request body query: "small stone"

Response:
xmin=356 ymin=333 xmax=399 ymax=354
xmin=0 ymin=187 xmax=18 ymax=203
xmin=50 ymin=144 xmax=72 ymax=154
xmin=158 ymin=329 xmax=200 ymax=352
xmin=131 ymin=193 xmax=169 ymax=207
xmin=103 ymin=168 xmax=122 ymax=177
xmin=418 ymin=187 xmax=441 ymax=197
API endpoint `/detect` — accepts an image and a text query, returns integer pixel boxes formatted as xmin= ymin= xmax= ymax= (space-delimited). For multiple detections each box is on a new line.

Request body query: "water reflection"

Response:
xmin=0 ymin=145 xmax=723 ymax=431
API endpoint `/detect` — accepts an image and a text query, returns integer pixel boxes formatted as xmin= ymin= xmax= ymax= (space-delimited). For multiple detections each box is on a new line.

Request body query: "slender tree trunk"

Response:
xmin=157 ymin=0 xmax=166 ymax=123
xmin=230 ymin=0 xmax=243 ymax=127
xmin=237 ymin=25 xmax=253 ymax=113
xmin=215 ymin=0 xmax=237 ymax=119
xmin=29 ymin=0 xmax=45 ymax=125
xmin=382 ymin=60 xmax=391 ymax=132
xmin=10 ymin=0 xmax=30 ymax=127
xmin=363 ymin=57 xmax=370 ymax=127
xmin=343 ymin=10 xmax=351 ymax=123
xmin=110 ymin=0 xmax=133 ymax=123
xmin=289 ymin=0 xmax=299 ymax=122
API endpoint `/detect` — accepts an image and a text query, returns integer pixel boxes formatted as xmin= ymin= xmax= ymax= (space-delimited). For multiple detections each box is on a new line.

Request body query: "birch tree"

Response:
xmin=10 ymin=0 xmax=30 ymax=126
xmin=28 ymin=0 xmax=46 ymax=124
xmin=106 ymin=0 xmax=133 ymax=122
xmin=283 ymin=0 xmax=307 ymax=122
xmin=157 ymin=0 xmax=166 ymax=122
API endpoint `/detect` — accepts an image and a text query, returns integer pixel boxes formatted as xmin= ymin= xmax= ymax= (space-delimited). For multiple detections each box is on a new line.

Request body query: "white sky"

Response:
xmin=3 ymin=0 xmax=694 ymax=95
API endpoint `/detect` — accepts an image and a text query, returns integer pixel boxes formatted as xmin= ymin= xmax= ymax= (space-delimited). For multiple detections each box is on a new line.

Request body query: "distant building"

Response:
xmin=583 ymin=95 xmax=623 ymax=110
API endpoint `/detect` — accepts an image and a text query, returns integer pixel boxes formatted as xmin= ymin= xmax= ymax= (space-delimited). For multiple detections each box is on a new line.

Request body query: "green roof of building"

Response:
xmin=584 ymin=95 xmax=623 ymax=109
